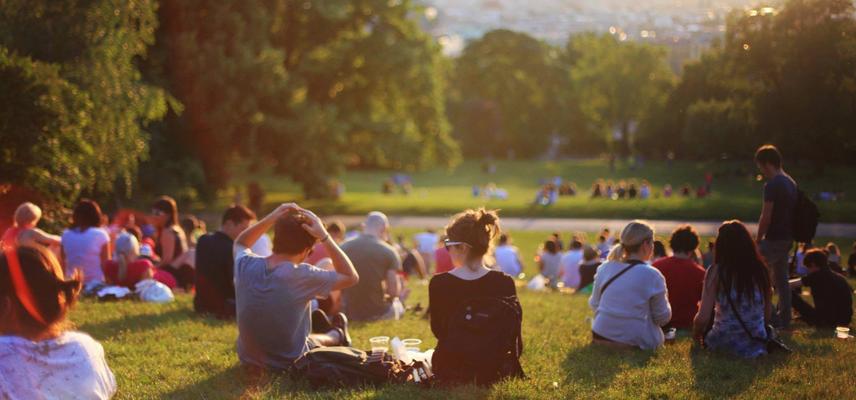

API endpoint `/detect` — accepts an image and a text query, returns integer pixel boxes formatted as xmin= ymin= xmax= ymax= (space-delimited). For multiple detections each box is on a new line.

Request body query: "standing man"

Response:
xmin=341 ymin=212 xmax=404 ymax=321
xmin=755 ymin=144 xmax=797 ymax=329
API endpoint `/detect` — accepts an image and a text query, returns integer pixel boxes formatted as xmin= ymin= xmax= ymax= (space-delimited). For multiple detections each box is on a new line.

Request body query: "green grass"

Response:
xmin=222 ymin=159 xmax=856 ymax=223
xmin=68 ymin=228 xmax=856 ymax=399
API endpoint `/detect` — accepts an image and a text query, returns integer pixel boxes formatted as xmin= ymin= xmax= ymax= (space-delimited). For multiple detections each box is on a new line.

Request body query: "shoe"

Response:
xmin=331 ymin=312 xmax=351 ymax=347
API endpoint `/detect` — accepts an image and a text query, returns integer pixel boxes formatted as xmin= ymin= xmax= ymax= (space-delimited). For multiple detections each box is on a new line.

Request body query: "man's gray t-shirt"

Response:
xmin=340 ymin=235 xmax=402 ymax=320
xmin=234 ymin=245 xmax=338 ymax=370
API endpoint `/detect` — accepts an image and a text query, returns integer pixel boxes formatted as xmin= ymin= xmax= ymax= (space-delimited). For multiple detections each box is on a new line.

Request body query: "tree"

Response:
xmin=148 ymin=0 xmax=458 ymax=199
xmin=450 ymin=29 xmax=567 ymax=158
xmin=0 ymin=1 xmax=168 ymax=209
xmin=567 ymin=33 xmax=674 ymax=157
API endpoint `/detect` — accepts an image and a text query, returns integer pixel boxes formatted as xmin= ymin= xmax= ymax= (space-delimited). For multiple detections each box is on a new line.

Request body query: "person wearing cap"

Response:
xmin=341 ymin=211 xmax=404 ymax=321
xmin=0 ymin=245 xmax=116 ymax=399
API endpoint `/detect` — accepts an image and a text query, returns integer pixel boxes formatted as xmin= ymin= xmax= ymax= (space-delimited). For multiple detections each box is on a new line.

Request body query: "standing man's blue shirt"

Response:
xmin=763 ymin=174 xmax=797 ymax=241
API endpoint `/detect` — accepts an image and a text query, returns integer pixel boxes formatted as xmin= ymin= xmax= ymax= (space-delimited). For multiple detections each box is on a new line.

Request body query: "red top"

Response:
xmin=1 ymin=227 xmax=22 ymax=247
xmin=102 ymin=259 xmax=154 ymax=289
xmin=434 ymin=247 xmax=454 ymax=274
xmin=652 ymin=256 xmax=706 ymax=329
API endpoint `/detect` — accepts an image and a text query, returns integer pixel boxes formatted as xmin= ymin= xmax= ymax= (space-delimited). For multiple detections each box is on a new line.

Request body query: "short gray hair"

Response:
xmin=364 ymin=211 xmax=389 ymax=231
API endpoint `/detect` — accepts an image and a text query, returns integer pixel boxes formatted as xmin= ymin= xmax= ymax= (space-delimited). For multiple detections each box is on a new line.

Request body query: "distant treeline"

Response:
xmin=1 ymin=0 xmax=854 ymax=213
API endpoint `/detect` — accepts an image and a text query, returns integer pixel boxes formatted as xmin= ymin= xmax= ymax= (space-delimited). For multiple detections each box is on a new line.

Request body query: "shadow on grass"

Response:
xmin=77 ymin=307 xmax=232 ymax=340
xmin=165 ymin=363 xmax=487 ymax=400
xmin=689 ymin=343 xmax=796 ymax=398
xmin=561 ymin=343 xmax=655 ymax=389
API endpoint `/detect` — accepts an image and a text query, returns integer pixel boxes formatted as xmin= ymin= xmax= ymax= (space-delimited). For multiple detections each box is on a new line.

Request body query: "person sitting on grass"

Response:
xmin=538 ymin=240 xmax=562 ymax=289
xmin=824 ymin=243 xmax=845 ymax=275
xmin=0 ymin=245 xmax=116 ymax=399
xmin=693 ymin=221 xmax=772 ymax=358
xmin=62 ymin=199 xmax=111 ymax=286
xmin=102 ymin=231 xmax=154 ymax=289
xmin=849 ymin=241 xmax=856 ymax=277
xmin=150 ymin=196 xmax=192 ymax=290
xmin=589 ymin=221 xmax=671 ymax=350
xmin=560 ymin=237 xmax=584 ymax=290
xmin=577 ymin=246 xmax=602 ymax=293
xmin=1 ymin=202 xmax=61 ymax=250
xmin=653 ymin=225 xmax=706 ymax=330
xmin=194 ymin=205 xmax=256 ymax=318
xmin=789 ymin=249 xmax=853 ymax=328
xmin=494 ymin=233 xmax=524 ymax=278
xmin=233 ymin=204 xmax=359 ymax=371
xmin=341 ymin=212 xmax=404 ymax=321
xmin=429 ymin=208 xmax=521 ymax=385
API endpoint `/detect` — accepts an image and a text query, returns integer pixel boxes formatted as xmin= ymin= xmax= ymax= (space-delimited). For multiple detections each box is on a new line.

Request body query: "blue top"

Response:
xmin=705 ymin=288 xmax=768 ymax=358
xmin=763 ymin=173 xmax=797 ymax=241
xmin=234 ymin=245 xmax=338 ymax=369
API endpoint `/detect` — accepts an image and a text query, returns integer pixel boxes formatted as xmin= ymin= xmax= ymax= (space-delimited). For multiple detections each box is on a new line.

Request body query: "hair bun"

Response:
xmin=476 ymin=209 xmax=498 ymax=227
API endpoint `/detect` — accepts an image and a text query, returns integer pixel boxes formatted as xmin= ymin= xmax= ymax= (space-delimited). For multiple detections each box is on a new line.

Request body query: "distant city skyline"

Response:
xmin=418 ymin=0 xmax=779 ymax=72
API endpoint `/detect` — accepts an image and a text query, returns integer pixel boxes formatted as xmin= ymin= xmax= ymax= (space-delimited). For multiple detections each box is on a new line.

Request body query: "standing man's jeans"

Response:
xmin=760 ymin=239 xmax=793 ymax=328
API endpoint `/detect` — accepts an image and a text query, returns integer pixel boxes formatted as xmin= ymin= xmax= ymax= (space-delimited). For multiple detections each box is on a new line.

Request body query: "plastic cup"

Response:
xmin=370 ymin=336 xmax=390 ymax=353
xmin=836 ymin=327 xmax=850 ymax=339
xmin=402 ymin=338 xmax=422 ymax=353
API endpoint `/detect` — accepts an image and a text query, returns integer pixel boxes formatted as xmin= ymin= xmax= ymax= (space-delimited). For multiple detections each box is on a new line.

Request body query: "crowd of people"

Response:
xmin=1 ymin=144 xmax=854 ymax=398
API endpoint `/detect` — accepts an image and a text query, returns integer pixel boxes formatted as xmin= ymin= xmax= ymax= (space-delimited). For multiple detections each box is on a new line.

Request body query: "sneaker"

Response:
xmin=331 ymin=313 xmax=351 ymax=347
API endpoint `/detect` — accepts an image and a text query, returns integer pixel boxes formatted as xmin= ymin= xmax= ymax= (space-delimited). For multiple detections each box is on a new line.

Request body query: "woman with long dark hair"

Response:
xmin=150 ymin=196 xmax=191 ymax=289
xmin=693 ymin=220 xmax=773 ymax=358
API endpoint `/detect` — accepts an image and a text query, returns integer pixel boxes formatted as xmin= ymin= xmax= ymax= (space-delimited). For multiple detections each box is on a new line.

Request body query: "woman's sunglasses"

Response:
xmin=444 ymin=239 xmax=471 ymax=251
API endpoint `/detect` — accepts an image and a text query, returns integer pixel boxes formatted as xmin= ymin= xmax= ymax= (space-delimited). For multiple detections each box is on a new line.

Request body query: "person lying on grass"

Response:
xmin=233 ymin=203 xmax=359 ymax=371
xmin=0 ymin=245 xmax=116 ymax=399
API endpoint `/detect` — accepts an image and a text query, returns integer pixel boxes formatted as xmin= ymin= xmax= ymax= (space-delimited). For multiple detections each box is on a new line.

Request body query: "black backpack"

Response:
xmin=792 ymin=188 xmax=820 ymax=244
xmin=438 ymin=295 xmax=525 ymax=385
xmin=292 ymin=346 xmax=410 ymax=388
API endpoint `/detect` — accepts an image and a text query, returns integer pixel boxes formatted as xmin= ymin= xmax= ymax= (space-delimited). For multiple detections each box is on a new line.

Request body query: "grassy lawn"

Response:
xmin=222 ymin=159 xmax=856 ymax=223
xmin=68 ymin=228 xmax=856 ymax=399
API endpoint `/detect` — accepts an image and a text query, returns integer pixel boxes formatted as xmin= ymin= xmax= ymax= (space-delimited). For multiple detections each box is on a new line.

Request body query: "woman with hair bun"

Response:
xmin=589 ymin=220 xmax=672 ymax=349
xmin=429 ymin=208 xmax=523 ymax=385
xmin=0 ymin=245 xmax=116 ymax=399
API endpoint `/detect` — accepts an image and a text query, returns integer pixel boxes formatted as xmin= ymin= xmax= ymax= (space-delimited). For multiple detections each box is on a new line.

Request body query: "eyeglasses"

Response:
xmin=151 ymin=209 xmax=165 ymax=217
xmin=444 ymin=240 xmax=471 ymax=251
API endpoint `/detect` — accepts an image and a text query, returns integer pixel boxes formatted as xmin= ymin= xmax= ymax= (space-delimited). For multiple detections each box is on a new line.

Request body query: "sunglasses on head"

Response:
xmin=444 ymin=239 xmax=471 ymax=251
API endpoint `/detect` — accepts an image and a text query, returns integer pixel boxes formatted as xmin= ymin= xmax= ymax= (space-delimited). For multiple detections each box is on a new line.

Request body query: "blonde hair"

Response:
xmin=607 ymin=220 xmax=655 ymax=262
xmin=14 ymin=202 xmax=41 ymax=227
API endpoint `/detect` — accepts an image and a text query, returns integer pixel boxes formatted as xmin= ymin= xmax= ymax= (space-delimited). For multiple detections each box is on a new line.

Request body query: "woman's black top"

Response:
xmin=429 ymin=270 xmax=517 ymax=371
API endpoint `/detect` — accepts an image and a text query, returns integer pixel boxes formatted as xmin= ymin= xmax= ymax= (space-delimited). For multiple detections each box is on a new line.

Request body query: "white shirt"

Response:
xmin=0 ymin=331 xmax=117 ymax=400
xmin=588 ymin=260 xmax=671 ymax=350
xmin=560 ymin=249 xmax=584 ymax=288
xmin=62 ymin=227 xmax=110 ymax=283
xmin=413 ymin=232 xmax=438 ymax=254
xmin=251 ymin=233 xmax=273 ymax=257
xmin=494 ymin=245 xmax=522 ymax=277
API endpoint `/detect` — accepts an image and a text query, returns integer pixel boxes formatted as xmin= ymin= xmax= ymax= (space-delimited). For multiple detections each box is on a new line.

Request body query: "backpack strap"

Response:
xmin=600 ymin=260 xmax=644 ymax=296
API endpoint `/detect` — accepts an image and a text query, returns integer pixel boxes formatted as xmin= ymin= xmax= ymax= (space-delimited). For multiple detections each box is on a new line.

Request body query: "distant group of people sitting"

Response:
xmin=591 ymin=179 xmax=653 ymax=200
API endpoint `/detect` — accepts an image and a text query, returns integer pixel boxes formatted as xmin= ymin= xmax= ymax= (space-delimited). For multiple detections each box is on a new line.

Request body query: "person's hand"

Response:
xmin=299 ymin=209 xmax=329 ymax=240
xmin=271 ymin=203 xmax=299 ymax=218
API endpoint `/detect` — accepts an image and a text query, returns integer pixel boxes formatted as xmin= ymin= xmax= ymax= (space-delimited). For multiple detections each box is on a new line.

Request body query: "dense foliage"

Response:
xmin=1 ymin=0 xmax=855 ymax=214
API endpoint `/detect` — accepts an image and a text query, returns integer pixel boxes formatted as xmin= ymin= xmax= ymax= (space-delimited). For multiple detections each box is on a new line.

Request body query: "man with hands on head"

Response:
xmin=233 ymin=203 xmax=360 ymax=371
